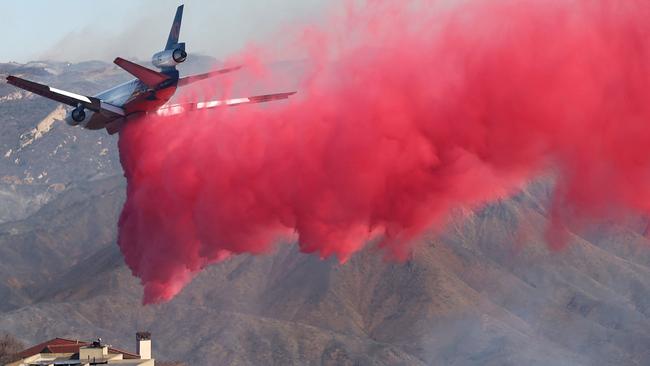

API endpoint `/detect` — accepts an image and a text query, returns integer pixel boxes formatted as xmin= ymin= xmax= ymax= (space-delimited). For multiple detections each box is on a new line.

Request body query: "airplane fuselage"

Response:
xmin=75 ymin=78 xmax=178 ymax=130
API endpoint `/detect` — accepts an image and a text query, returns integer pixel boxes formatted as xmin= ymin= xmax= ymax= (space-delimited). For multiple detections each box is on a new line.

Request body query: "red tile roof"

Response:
xmin=17 ymin=338 xmax=87 ymax=359
xmin=109 ymin=346 xmax=140 ymax=359
xmin=17 ymin=337 xmax=140 ymax=360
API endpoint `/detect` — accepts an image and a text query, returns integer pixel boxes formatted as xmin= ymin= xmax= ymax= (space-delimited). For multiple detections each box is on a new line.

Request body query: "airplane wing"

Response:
xmin=155 ymin=92 xmax=296 ymax=117
xmin=177 ymin=66 xmax=243 ymax=87
xmin=5 ymin=76 xmax=125 ymax=116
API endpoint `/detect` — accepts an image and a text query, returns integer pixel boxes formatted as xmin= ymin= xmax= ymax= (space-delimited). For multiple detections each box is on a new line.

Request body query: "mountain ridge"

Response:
xmin=2 ymin=60 xmax=650 ymax=365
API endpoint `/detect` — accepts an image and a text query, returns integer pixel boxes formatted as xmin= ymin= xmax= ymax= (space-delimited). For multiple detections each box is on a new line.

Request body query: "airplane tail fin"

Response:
xmin=165 ymin=5 xmax=184 ymax=50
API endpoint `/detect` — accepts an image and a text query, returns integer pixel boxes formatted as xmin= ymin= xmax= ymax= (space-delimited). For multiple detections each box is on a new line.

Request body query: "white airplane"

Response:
xmin=6 ymin=4 xmax=296 ymax=135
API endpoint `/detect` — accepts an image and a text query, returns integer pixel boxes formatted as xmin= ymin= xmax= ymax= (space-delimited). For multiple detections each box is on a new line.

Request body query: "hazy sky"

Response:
xmin=1 ymin=0 xmax=330 ymax=63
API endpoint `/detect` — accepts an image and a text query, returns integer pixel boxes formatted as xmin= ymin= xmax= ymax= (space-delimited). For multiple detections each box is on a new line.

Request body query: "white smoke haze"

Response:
xmin=36 ymin=0 xmax=330 ymax=64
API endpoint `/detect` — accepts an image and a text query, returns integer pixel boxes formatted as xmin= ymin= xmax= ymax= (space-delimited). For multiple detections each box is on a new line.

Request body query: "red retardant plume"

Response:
xmin=118 ymin=0 xmax=650 ymax=304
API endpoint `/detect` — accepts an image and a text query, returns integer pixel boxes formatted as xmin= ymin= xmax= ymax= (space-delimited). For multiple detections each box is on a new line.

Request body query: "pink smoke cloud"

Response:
xmin=118 ymin=0 xmax=650 ymax=303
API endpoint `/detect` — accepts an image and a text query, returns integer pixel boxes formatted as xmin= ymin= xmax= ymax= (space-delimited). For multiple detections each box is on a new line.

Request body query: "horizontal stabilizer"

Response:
xmin=156 ymin=92 xmax=296 ymax=116
xmin=114 ymin=57 xmax=170 ymax=88
xmin=177 ymin=66 xmax=243 ymax=87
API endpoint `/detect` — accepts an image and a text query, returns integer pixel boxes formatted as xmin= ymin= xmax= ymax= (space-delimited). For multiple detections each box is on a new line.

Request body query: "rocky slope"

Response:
xmin=0 ymin=55 xmax=236 ymax=223
xmin=2 ymin=60 xmax=650 ymax=365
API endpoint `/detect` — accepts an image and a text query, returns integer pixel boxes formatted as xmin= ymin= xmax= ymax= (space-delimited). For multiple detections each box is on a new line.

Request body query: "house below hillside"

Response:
xmin=7 ymin=332 xmax=154 ymax=366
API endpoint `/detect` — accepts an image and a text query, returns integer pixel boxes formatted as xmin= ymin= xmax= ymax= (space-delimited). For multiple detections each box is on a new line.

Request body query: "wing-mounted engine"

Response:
xmin=66 ymin=106 xmax=92 ymax=126
xmin=152 ymin=43 xmax=187 ymax=68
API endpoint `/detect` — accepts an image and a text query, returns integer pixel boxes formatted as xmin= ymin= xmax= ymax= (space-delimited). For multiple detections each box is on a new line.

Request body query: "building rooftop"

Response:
xmin=16 ymin=337 xmax=140 ymax=360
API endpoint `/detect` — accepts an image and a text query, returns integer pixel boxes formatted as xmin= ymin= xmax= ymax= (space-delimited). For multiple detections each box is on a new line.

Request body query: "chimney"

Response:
xmin=136 ymin=332 xmax=152 ymax=360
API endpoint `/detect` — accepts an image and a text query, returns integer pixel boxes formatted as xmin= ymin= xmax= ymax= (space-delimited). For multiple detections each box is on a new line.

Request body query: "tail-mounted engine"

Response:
xmin=152 ymin=43 xmax=187 ymax=68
